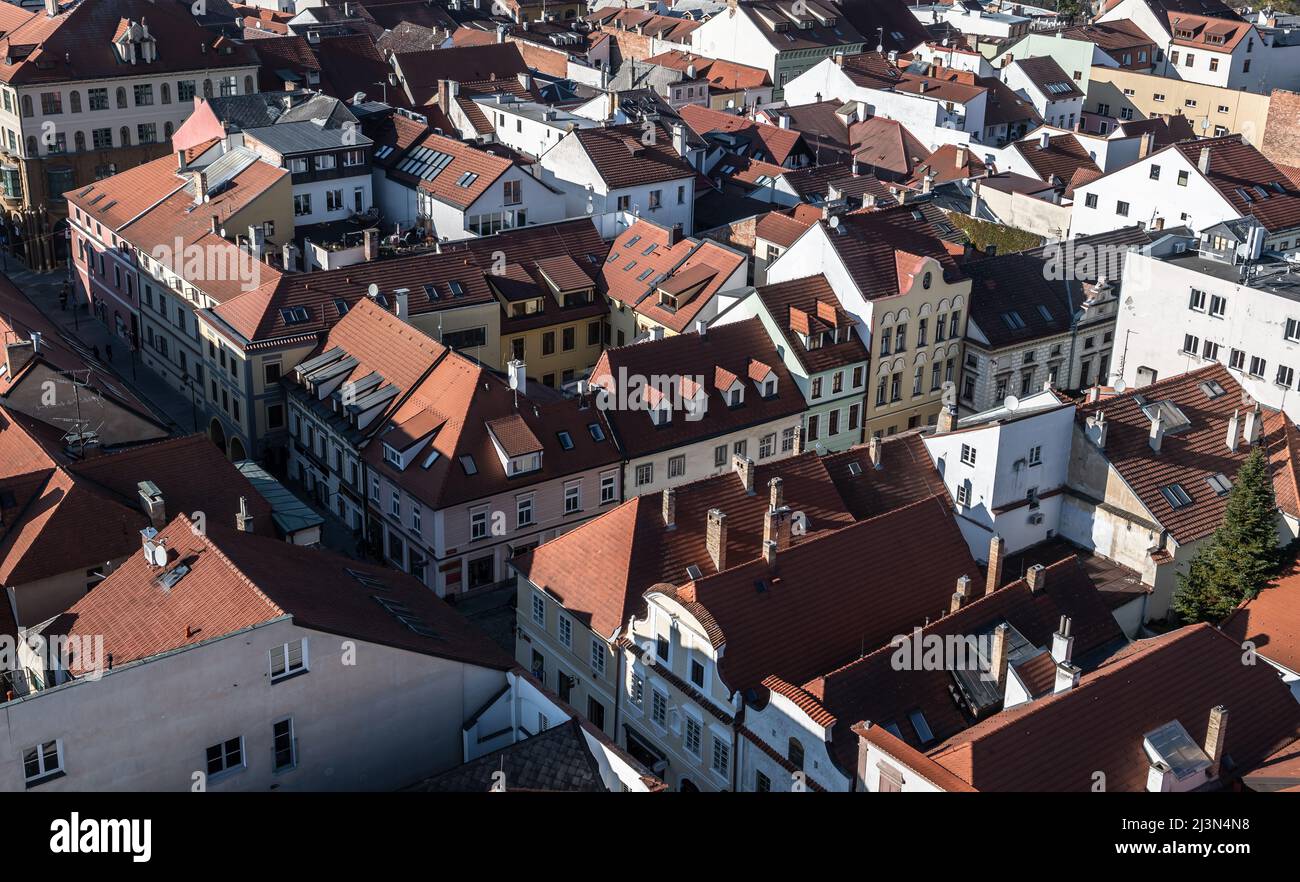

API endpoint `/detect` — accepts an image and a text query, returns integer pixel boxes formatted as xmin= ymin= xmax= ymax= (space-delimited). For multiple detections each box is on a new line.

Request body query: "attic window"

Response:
xmin=424 ymin=284 xmax=439 ymax=301
xmin=557 ymin=430 xmax=574 ymax=450
xmin=847 ymin=461 xmax=863 ymax=476
xmin=346 ymin=568 xmax=389 ymax=590
xmin=448 ymin=280 xmax=466 ymax=298
xmin=908 ymin=709 xmax=935 ymax=745
xmin=1001 ymin=311 xmax=1027 ymax=330
xmin=1206 ymin=473 xmax=1232 ymax=495
xmin=334 ymin=298 xmax=351 ymax=317
xmin=1036 ymin=304 xmax=1053 ymax=322
xmin=642 ymin=244 xmax=656 ymax=255
xmin=456 ymin=172 xmax=479 ymax=188
xmin=686 ymin=564 xmax=703 ymax=580
xmin=1199 ymin=379 xmax=1226 ymax=399
xmin=626 ymin=235 xmax=641 ymax=247
xmin=382 ymin=443 xmax=403 ymax=469
xmin=459 ymin=455 xmax=478 ymax=475
xmin=1141 ymin=400 xmax=1191 ymax=433
xmin=280 ymin=306 xmax=310 ymax=324
xmin=1159 ymin=482 xmax=1193 ymax=509
xmin=588 ymin=422 xmax=606 ymax=442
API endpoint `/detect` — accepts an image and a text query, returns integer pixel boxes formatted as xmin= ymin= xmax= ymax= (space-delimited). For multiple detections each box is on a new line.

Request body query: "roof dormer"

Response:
xmin=113 ymin=18 xmax=158 ymax=65
xmin=749 ymin=359 xmax=777 ymax=398
xmin=715 ymin=366 xmax=744 ymax=408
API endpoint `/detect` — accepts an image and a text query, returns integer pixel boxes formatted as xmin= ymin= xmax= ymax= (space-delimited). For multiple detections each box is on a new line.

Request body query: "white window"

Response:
xmin=1285 ymin=318 xmax=1300 ymax=343
xmin=652 ymin=690 xmax=668 ymax=727
xmin=1027 ymin=445 xmax=1042 ymax=466
xmin=600 ymin=471 xmax=617 ymax=504
xmin=558 ymin=615 xmax=572 ymax=648
xmin=1249 ymin=355 xmax=1267 ymax=378
xmin=370 ymin=476 xmax=380 ymax=501
xmin=684 ymin=717 xmax=702 ymax=757
xmin=22 ymin=740 xmax=63 ymax=786
xmin=1189 ymin=289 xmax=1207 ymax=311
xmin=564 ymin=481 xmax=581 ymax=514
xmin=960 ymin=444 xmax=976 ymax=466
xmin=635 ymin=463 xmax=654 ymax=486
xmin=711 ymin=735 xmax=730 ymax=776
xmin=269 ymin=639 xmax=307 ymax=681
xmin=206 ymin=737 xmax=244 ymax=777
xmin=759 ymin=433 xmax=775 ymax=459
xmin=517 ymin=495 xmax=535 ymax=527
xmin=668 ymin=455 xmax=686 ymax=478
xmin=629 ymin=673 xmax=644 ymax=705
xmin=470 ymin=508 xmax=489 ymax=541
xmin=689 ymin=657 xmax=706 ymax=688
xmin=590 ymin=638 xmax=606 ymax=676
xmin=390 ymin=489 xmax=401 ymax=517
xmin=1278 ymin=365 xmax=1295 ymax=388
xmin=1209 ymin=294 xmax=1226 ymax=317
xmin=1183 ymin=334 xmax=1200 ymax=355
xmin=532 ymin=591 xmax=545 ymax=626
xmin=272 ymin=718 xmax=296 ymax=772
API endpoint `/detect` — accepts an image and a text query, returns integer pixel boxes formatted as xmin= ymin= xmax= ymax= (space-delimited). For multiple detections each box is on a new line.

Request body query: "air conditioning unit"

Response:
xmin=1028 ymin=512 xmax=1045 ymax=525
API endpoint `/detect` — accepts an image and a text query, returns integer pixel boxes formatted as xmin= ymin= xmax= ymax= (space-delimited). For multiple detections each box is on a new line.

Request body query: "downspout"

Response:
xmin=612 ymin=628 xmax=625 ymax=746
xmin=1064 ymin=277 xmax=1080 ymax=389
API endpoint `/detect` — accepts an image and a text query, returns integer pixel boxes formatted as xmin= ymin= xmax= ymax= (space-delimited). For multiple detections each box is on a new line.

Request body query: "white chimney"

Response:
xmin=1086 ymin=411 xmax=1107 ymax=448
xmin=1039 ymin=131 xmax=1051 ymax=150
xmin=696 ymin=318 xmax=707 ymax=337
xmin=672 ymin=122 xmax=689 ymax=158
xmin=733 ymin=454 xmax=755 ymax=493
xmin=1244 ymin=406 xmax=1261 ymax=445
xmin=44 ymin=0 xmax=57 ymax=17
xmin=1226 ymin=408 xmax=1240 ymax=452
xmin=1148 ymin=411 xmax=1164 ymax=453
xmin=1050 ymin=615 xmax=1073 ymax=664
xmin=1052 ymin=661 xmax=1081 ymax=694
xmin=393 ymin=288 xmax=410 ymax=322
xmin=507 ymin=359 xmax=527 ymax=397
xmin=137 ymin=480 xmax=166 ymax=530
xmin=1199 ymin=146 xmax=1212 ymax=175
xmin=778 ymin=113 xmax=791 ymax=129
xmin=869 ymin=435 xmax=882 ymax=468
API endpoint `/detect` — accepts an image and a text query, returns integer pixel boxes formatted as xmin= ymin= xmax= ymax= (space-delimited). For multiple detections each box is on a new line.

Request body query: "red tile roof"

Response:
xmin=753 ymin=205 xmax=820 ymax=249
xmin=752 ymin=274 xmax=870 ymax=375
xmin=571 ymin=122 xmax=696 ymax=191
xmin=663 ymin=494 xmax=976 ymax=693
xmin=591 ymin=318 xmax=805 ymax=459
xmin=391 ymin=42 xmax=528 ymax=106
xmin=1221 ymin=562 xmax=1300 ymax=676
xmin=1169 ymin=135 xmax=1300 ymax=234
xmin=518 ymin=450 xmax=860 ymax=638
xmin=1013 ymin=132 xmax=1101 ymax=186
xmin=51 ymin=516 xmax=513 ymax=673
xmin=679 ymin=104 xmax=805 ymax=167
xmin=399 ymin=131 xmax=514 ymax=211
xmin=820 ymin=432 xmax=948 ymax=519
xmin=1076 ymin=363 xmax=1296 ymax=544
xmin=818 ymin=202 xmax=966 ymax=301
xmin=929 ymin=624 xmax=1300 ymax=791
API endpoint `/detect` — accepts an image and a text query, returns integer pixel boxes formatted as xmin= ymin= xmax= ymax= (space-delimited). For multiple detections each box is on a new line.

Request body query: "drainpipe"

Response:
xmin=612 ymin=629 xmax=625 ymax=747
xmin=731 ymin=695 xmax=743 ymax=792
xmin=1064 ymin=277 xmax=1080 ymax=389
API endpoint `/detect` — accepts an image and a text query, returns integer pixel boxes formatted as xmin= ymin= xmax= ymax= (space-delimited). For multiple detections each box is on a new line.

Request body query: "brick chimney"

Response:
xmin=768 ymin=477 xmax=783 ymax=510
xmin=193 ymin=170 xmax=208 ymax=205
xmin=733 ymin=454 xmax=754 ymax=493
xmin=363 ymin=228 xmax=378 ymax=262
xmin=662 ymin=487 xmax=676 ymax=528
xmin=950 ymin=574 xmax=972 ymax=613
xmin=762 ymin=538 xmax=777 ymax=567
xmin=1204 ymin=705 xmax=1229 ymax=777
xmin=985 ymin=534 xmax=1004 ymax=595
xmin=989 ymin=622 xmax=1010 ymax=688
xmin=937 ymin=404 xmax=958 ymax=433
xmin=791 ymin=425 xmax=804 ymax=455
xmin=1026 ymin=562 xmax=1046 ymax=594
xmin=706 ymin=509 xmax=727 ymax=571
xmin=763 ymin=506 xmax=792 ymax=552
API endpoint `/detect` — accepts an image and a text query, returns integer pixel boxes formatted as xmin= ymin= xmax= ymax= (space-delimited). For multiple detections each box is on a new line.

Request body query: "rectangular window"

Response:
xmin=532 ymin=592 xmax=546 ymax=626
xmin=960 ymin=444 xmax=976 ymax=466
xmin=88 ymin=88 xmax=108 ymax=111
xmin=600 ymin=471 xmax=617 ymax=505
xmin=269 ymin=639 xmax=307 ymax=681
xmin=1209 ymin=295 xmax=1226 ymax=317
xmin=1249 ymin=355 xmax=1266 ymax=378
xmin=684 ymin=717 xmax=702 ymax=756
xmin=23 ymin=740 xmax=63 ymax=786
xmin=1286 ymin=318 xmax=1300 ymax=343
xmin=652 ymin=690 xmax=668 ymax=727
xmin=711 ymin=735 xmax=730 ymax=776
xmin=1279 ymin=365 xmax=1296 ymax=388
xmin=471 ymin=508 xmax=489 ymax=541
xmin=133 ymin=84 xmax=154 ymax=106
xmin=1116 ymin=201 xmax=1130 ymax=217
xmin=635 ymin=463 xmax=653 ymax=486
xmin=564 ymin=481 xmax=581 ymax=514
xmin=1183 ymin=333 xmax=1200 ymax=355
xmin=590 ymin=638 xmax=606 ymax=676
xmin=1230 ymin=349 xmax=1246 ymax=370
xmin=205 ymin=737 xmax=244 ymax=777
xmin=1028 ymin=445 xmax=1042 ymax=466
xmin=668 ymin=454 xmax=686 ymax=478
xmin=559 ymin=616 xmax=572 ymax=648
xmin=759 ymin=433 xmax=775 ymax=459
xmin=517 ymin=495 xmax=534 ymax=527
xmin=272 ymin=719 xmax=296 ymax=772
xmin=1189 ymin=289 xmax=1207 ymax=311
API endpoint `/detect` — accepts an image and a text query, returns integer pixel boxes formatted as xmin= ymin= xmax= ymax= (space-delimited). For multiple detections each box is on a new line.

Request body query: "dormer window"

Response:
xmin=650 ymin=402 xmax=673 ymax=426
xmin=728 ymin=387 xmax=743 ymax=407
xmin=382 ymin=443 xmax=403 ymax=469
xmin=509 ymin=452 xmax=542 ymax=475
xmin=763 ymin=379 xmax=775 ymax=397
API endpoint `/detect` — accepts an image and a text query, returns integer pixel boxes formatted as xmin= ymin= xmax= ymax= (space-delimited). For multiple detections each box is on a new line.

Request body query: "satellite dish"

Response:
xmin=829 ymin=215 xmax=840 ymax=229
xmin=1113 ymin=378 xmax=1127 ymax=393
xmin=144 ymin=541 xmax=168 ymax=568
xmin=367 ymin=283 xmax=379 ymax=298
xmin=1004 ymin=394 xmax=1020 ymax=411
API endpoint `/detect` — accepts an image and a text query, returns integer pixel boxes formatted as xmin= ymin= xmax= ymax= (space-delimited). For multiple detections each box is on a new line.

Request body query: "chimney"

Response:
xmin=193 ymin=170 xmax=208 ymax=205
xmin=507 ymin=359 xmax=527 ymax=397
xmin=282 ymin=241 xmax=299 ymax=272
xmin=4 ymin=340 xmax=35 ymax=378
xmin=1026 ymin=563 xmax=1046 ymax=594
xmin=210 ymin=214 xmax=221 ymax=236
xmin=1226 ymin=408 xmax=1240 ymax=452
xmin=236 ymin=496 xmax=254 ymax=532
xmin=392 ymin=288 xmax=410 ymax=322
xmin=989 ymin=622 xmax=1010 ymax=688
xmin=137 ymin=481 xmax=166 ymax=530
xmin=1085 ymin=411 xmax=1108 ymax=448
xmin=1138 ymin=131 xmax=1154 ymax=159
xmin=176 ymin=149 xmax=187 ymax=172
xmin=922 ymin=172 xmax=935 ymax=194
xmin=1148 ymin=411 xmax=1164 ymax=453
xmin=969 ymin=179 xmax=981 ymax=216
xmin=247 ymin=225 xmax=266 ymax=259
xmin=763 ymin=505 xmax=793 ymax=552
xmin=1053 ymin=661 xmax=1081 ymax=694
xmin=662 ymin=486 xmax=676 ymax=528
xmin=868 ymin=435 xmax=882 ymax=468
xmin=44 ymin=0 xmax=56 ymax=17
xmin=363 ymin=227 xmax=378 ymax=262
xmin=706 ymin=509 xmax=727 ymax=571
xmin=985 ymin=534 xmax=1004 ymax=595
xmin=1198 ymin=146 xmax=1212 ymax=175
xmin=1050 ymin=616 xmax=1074 ymax=664
xmin=1244 ymin=406 xmax=1261 ymax=445
xmin=950 ymin=574 xmax=972 ymax=613
xmin=1204 ymin=705 xmax=1229 ymax=777
xmin=695 ymin=318 xmax=707 ymax=338
xmin=791 ymin=424 xmax=804 ymax=455
xmin=733 ymin=454 xmax=755 ymax=493
xmin=671 ymin=122 xmax=689 ymax=159
xmin=937 ymin=404 xmax=958 ymax=433
xmin=955 ymin=144 xmax=967 ymax=168
xmin=778 ymin=113 xmax=791 ymax=129
xmin=668 ymin=224 xmax=683 ymax=246
xmin=768 ymin=477 xmax=784 ymax=511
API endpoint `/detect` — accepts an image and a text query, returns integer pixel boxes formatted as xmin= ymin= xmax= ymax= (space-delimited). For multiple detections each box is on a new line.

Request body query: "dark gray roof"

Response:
xmin=409 ymin=720 xmax=609 ymax=792
xmin=243 ymin=120 xmax=373 ymax=155
xmin=207 ymin=92 xmax=317 ymax=131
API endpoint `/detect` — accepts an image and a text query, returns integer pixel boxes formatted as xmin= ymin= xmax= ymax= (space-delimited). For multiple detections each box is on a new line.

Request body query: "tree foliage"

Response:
xmin=1172 ymin=446 xmax=1279 ymax=623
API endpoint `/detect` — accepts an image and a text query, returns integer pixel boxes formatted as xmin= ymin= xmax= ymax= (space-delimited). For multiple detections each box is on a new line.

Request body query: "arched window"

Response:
xmin=164 ymin=121 xmax=173 ymax=140
xmin=116 ymin=87 xmax=127 ymax=109
xmin=243 ymin=75 xmax=253 ymax=94
xmin=20 ymin=94 xmax=32 ymax=118
xmin=74 ymin=131 xmax=85 ymax=152
xmin=788 ymin=738 xmax=804 ymax=771
xmin=161 ymin=83 xmax=171 ymax=104
xmin=202 ymin=79 xmax=213 ymax=98
xmin=119 ymin=126 xmax=130 ymax=147
xmin=25 ymin=135 xmax=36 ymax=156
xmin=69 ymin=90 xmax=81 ymax=113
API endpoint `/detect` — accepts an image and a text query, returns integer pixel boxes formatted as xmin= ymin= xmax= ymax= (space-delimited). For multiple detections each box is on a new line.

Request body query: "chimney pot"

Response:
xmin=1026 ymin=563 xmax=1046 ymax=594
xmin=985 ymin=534 xmax=1004 ymax=595
xmin=950 ymin=574 xmax=972 ymax=613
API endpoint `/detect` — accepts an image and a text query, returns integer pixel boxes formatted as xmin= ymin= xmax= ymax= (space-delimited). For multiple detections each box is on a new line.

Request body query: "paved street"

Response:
xmin=2 ymin=259 xmax=198 ymax=433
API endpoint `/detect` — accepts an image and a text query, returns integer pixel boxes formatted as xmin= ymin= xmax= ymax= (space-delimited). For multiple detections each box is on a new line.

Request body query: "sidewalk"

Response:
xmin=2 ymin=260 xmax=198 ymax=433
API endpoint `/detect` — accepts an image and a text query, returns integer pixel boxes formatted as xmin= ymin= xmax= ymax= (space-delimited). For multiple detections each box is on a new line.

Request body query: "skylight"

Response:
xmin=1199 ymin=379 xmax=1226 ymax=399
xmin=346 ymin=568 xmax=389 ymax=590
xmin=1144 ymin=720 xmax=1212 ymax=781
xmin=459 ymin=455 xmax=478 ymax=475
xmin=1141 ymin=400 xmax=1191 ymax=433
xmin=557 ymin=431 xmax=574 ymax=450
xmin=588 ymin=422 xmax=606 ymax=442
xmin=280 ymin=306 xmax=310 ymax=325
xmin=1206 ymin=473 xmax=1232 ymax=495
xmin=1001 ymin=311 xmax=1027 ymax=330
xmin=1159 ymin=483 xmax=1193 ymax=509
